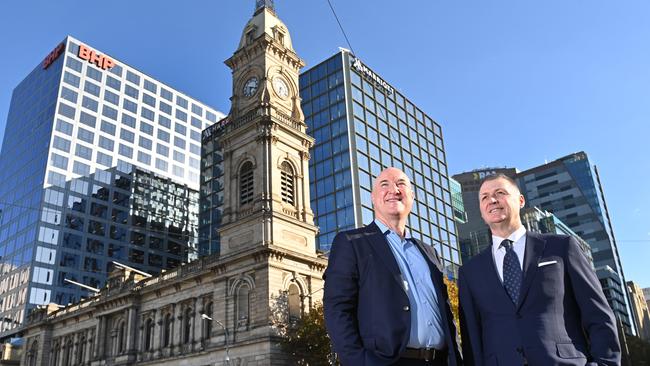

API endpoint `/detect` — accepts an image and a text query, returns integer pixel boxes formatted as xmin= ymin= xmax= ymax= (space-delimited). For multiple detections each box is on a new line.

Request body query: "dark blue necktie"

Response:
xmin=501 ymin=239 xmax=523 ymax=304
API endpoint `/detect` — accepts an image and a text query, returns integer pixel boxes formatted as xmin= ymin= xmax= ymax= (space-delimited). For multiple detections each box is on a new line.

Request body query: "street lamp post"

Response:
xmin=201 ymin=313 xmax=230 ymax=365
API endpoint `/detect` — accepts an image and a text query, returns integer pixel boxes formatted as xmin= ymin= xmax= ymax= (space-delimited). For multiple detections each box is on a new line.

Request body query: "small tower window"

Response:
xmin=288 ymin=283 xmax=301 ymax=322
xmin=237 ymin=285 xmax=251 ymax=327
xmin=280 ymin=162 xmax=294 ymax=204
xmin=240 ymin=162 xmax=254 ymax=205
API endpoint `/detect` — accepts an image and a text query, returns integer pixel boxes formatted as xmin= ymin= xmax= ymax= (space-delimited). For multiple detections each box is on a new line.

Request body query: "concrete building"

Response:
xmin=627 ymin=281 xmax=650 ymax=341
xmin=20 ymin=2 xmax=327 ymax=365
xmin=0 ymin=36 xmax=224 ymax=338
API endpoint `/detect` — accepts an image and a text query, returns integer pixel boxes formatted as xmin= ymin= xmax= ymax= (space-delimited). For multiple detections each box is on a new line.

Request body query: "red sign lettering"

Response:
xmin=77 ymin=44 xmax=116 ymax=70
xmin=42 ymin=43 xmax=65 ymax=70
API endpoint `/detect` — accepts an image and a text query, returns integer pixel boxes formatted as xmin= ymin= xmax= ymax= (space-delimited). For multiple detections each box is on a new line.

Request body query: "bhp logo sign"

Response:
xmin=42 ymin=43 xmax=65 ymax=69
xmin=78 ymin=45 xmax=115 ymax=70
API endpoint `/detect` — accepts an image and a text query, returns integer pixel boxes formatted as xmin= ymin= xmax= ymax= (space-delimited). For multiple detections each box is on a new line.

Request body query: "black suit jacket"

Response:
xmin=323 ymin=222 xmax=462 ymax=366
xmin=459 ymin=231 xmax=620 ymax=366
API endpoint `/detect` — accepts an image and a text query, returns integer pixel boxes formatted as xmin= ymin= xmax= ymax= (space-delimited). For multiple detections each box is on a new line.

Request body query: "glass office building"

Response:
xmin=518 ymin=151 xmax=633 ymax=333
xmin=0 ymin=36 xmax=224 ymax=337
xmin=299 ymin=51 xmax=461 ymax=274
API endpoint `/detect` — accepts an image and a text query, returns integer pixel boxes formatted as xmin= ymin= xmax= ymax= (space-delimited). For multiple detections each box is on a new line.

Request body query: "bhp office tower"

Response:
xmin=0 ymin=36 xmax=223 ymax=337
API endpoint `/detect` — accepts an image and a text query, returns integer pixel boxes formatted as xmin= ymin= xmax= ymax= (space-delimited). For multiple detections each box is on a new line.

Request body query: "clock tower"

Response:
xmin=205 ymin=3 xmax=325 ymax=364
xmin=218 ymin=0 xmax=317 ymax=256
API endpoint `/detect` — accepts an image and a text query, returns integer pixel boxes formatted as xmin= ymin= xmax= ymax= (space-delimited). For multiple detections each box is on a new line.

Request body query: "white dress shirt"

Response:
xmin=491 ymin=226 xmax=527 ymax=282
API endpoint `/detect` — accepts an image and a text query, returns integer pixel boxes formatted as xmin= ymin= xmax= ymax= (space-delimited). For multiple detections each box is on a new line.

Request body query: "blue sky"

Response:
xmin=1 ymin=1 xmax=649 ymax=287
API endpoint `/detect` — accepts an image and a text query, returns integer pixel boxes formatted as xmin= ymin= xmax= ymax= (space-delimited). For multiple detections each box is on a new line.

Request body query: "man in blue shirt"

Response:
xmin=324 ymin=167 xmax=461 ymax=365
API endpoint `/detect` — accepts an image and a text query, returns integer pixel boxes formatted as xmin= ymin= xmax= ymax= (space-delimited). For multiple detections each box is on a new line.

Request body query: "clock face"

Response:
xmin=243 ymin=77 xmax=259 ymax=97
xmin=273 ymin=77 xmax=289 ymax=99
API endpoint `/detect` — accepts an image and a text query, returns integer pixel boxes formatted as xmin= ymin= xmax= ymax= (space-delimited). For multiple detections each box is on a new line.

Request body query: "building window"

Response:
xmin=240 ymin=162 xmax=254 ymax=205
xmin=163 ymin=313 xmax=173 ymax=347
xmin=117 ymin=320 xmax=126 ymax=354
xmin=288 ymin=283 xmax=301 ymax=322
xmin=183 ymin=307 xmax=193 ymax=344
xmin=236 ymin=285 xmax=250 ymax=327
xmin=203 ymin=302 xmax=213 ymax=339
xmin=280 ymin=161 xmax=295 ymax=204
xmin=144 ymin=318 xmax=154 ymax=351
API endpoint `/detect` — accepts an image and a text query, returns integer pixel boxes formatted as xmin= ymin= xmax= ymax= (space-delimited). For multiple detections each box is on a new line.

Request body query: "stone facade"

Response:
xmin=20 ymin=3 xmax=326 ymax=366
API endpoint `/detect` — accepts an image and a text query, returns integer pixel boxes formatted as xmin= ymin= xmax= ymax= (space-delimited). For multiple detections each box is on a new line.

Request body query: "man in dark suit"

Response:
xmin=459 ymin=174 xmax=620 ymax=366
xmin=324 ymin=167 xmax=461 ymax=366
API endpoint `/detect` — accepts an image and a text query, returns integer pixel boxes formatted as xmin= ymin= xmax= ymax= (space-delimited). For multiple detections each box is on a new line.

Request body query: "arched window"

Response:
xmin=280 ymin=161 xmax=294 ymax=204
xmin=203 ymin=302 xmax=213 ymax=339
xmin=236 ymin=285 xmax=251 ymax=327
xmin=183 ymin=308 xmax=193 ymax=344
xmin=117 ymin=321 xmax=126 ymax=354
xmin=288 ymin=283 xmax=301 ymax=322
xmin=27 ymin=340 xmax=38 ymax=366
xmin=163 ymin=313 xmax=173 ymax=347
xmin=144 ymin=318 xmax=154 ymax=351
xmin=239 ymin=162 xmax=254 ymax=205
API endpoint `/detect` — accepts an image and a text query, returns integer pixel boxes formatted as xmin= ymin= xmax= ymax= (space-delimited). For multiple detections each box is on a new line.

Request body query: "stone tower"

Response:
xmin=219 ymin=0 xmax=318 ymax=258
xmin=212 ymin=1 xmax=326 ymax=364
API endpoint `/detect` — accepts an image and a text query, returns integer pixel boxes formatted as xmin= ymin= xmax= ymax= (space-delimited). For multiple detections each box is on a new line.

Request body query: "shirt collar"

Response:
xmin=491 ymin=225 xmax=527 ymax=251
xmin=374 ymin=219 xmax=412 ymax=240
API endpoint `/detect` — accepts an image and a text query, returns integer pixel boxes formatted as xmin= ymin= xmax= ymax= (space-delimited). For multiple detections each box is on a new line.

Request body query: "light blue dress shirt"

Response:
xmin=374 ymin=219 xmax=446 ymax=349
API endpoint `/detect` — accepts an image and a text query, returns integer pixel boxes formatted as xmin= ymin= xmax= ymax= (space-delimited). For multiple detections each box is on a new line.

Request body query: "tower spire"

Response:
xmin=255 ymin=0 xmax=275 ymax=14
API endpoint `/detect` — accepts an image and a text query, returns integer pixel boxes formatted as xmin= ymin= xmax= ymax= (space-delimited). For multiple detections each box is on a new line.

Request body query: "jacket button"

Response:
xmin=403 ymin=305 xmax=410 ymax=311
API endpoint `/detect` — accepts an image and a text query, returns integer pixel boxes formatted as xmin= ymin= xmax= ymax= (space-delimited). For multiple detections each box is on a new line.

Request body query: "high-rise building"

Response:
xmin=297 ymin=52 xmax=462 ymax=275
xmin=0 ymin=36 xmax=224 ymax=338
xmin=517 ymin=152 xmax=632 ymax=333
xmin=627 ymin=281 xmax=650 ymax=341
xmin=453 ymin=152 xmax=634 ymax=334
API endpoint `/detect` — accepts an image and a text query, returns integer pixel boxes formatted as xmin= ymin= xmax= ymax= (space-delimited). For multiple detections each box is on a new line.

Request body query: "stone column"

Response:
xmin=154 ymin=309 xmax=163 ymax=357
xmin=172 ymin=304 xmax=181 ymax=354
xmin=93 ymin=317 xmax=105 ymax=359
xmin=85 ymin=329 xmax=94 ymax=364
xmin=196 ymin=299 xmax=205 ymax=347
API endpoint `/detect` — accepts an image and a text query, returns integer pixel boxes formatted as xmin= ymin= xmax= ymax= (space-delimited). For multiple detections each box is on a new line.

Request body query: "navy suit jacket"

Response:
xmin=458 ymin=231 xmax=620 ymax=366
xmin=323 ymin=222 xmax=462 ymax=366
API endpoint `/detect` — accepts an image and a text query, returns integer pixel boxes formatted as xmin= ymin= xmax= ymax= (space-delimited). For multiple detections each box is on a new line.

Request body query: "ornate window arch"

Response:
xmin=280 ymin=161 xmax=295 ymax=204
xmin=239 ymin=161 xmax=254 ymax=205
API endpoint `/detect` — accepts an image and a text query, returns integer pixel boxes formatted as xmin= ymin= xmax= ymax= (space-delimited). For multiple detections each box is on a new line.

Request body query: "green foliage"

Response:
xmin=627 ymin=335 xmax=650 ymax=365
xmin=278 ymin=302 xmax=337 ymax=365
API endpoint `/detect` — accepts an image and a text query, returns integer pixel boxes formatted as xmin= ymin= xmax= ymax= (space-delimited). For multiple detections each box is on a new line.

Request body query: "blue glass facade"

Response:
xmin=300 ymin=52 xmax=461 ymax=274
xmin=0 ymin=37 xmax=220 ymax=337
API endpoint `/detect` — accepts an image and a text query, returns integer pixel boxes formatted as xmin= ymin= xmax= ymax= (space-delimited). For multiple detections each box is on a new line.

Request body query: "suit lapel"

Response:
xmin=517 ymin=232 xmax=546 ymax=309
xmin=363 ymin=222 xmax=406 ymax=293
xmin=480 ymin=246 xmax=515 ymax=307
